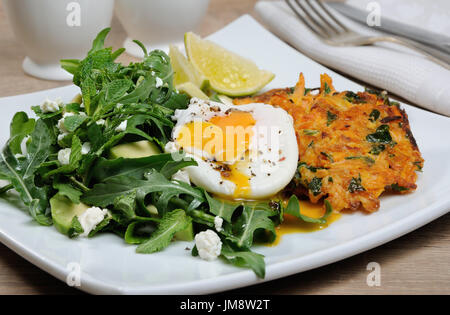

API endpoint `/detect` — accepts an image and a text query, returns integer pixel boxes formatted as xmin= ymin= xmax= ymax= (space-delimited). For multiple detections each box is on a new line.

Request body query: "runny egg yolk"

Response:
xmin=176 ymin=111 xmax=256 ymax=198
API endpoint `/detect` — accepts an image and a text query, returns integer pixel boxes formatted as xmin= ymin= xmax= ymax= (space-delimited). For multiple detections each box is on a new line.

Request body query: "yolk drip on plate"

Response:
xmin=176 ymin=111 xmax=256 ymax=198
xmin=268 ymin=200 xmax=341 ymax=246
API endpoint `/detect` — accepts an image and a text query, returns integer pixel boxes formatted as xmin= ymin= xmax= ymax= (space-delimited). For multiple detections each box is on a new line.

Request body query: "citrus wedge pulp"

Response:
xmin=184 ymin=32 xmax=275 ymax=97
xmin=169 ymin=45 xmax=206 ymax=89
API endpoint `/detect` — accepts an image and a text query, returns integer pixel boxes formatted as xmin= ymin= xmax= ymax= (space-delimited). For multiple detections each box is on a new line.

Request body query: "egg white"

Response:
xmin=165 ymin=98 xmax=298 ymax=199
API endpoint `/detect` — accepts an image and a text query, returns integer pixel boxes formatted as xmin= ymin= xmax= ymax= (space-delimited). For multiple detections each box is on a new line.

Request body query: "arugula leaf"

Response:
xmin=159 ymin=158 xmax=197 ymax=179
xmin=125 ymin=221 xmax=158 ymax=244
xmin=88 ymin=215 xmax=112 ymax=237
xmin=90 ymin=153 xmax=177 ymax=183
xmin=0 ymin=120 xmax=53 ymax=225
xmin=9 ymin=112 xmax=35 ymax=155
xmin=67 ymin=216 xmax=84 ymax=238
xmin=204 ymin=191 xmax=241 ymax=223
xmin=284 ymin=195 xmax=331 ymax=224
xmin=81 ymin=170 xmax=204 ymax=209
xmin=221 ymin=241 xmax=266 ymax=278
xmin=229 ymin=202 xmax=276 ymax=248
xmin=136 ymin=209 xmax=191 ymax=253
xmin=53 ymin=180 xmax=82 ymax=204
xmin=44 ymin=135 xmax=82 ymax=178
xmin=113 ymin=191 xmax=138 ymax=220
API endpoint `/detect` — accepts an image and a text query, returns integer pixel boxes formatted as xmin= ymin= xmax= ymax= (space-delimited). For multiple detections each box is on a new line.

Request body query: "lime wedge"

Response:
xmin=184 ymin=32 xmax=275 ymax=97
xmin=169 ymin=45 xmax=206 ymax=88
xmin=177 ymin=82 xmax=210 ymax=100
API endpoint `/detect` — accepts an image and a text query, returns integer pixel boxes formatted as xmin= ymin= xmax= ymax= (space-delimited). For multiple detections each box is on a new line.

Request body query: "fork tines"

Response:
xmin=285 ymin=0 xmax=348 ymax=39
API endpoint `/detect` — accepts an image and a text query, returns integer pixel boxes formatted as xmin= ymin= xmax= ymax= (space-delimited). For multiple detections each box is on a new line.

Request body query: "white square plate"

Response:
xmin=0 ymin=15 xmax=449 ymax=294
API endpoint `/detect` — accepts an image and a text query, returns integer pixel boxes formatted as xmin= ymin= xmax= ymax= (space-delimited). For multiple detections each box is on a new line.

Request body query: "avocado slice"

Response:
xmin=109 ymin=140 xmax=161 ymax=159
xmin=174 ymin=222 xmax=194 ymax=241
xmin=50 ymin=194 xmax=89 ymax=236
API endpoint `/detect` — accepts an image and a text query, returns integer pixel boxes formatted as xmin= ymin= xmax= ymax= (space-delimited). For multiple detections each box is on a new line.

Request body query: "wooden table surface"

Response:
xmin=0 ymin=0 xmax=448 ymax=295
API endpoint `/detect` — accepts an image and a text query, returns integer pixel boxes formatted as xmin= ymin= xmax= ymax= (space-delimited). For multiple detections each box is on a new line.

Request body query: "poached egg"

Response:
xmin=165 ymin=98 xmax=298 ymax=199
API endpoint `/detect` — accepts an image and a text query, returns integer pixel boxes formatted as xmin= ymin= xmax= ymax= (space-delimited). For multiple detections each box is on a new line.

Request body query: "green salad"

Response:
xmin=0 ymin=29 xmax=330 ymax=278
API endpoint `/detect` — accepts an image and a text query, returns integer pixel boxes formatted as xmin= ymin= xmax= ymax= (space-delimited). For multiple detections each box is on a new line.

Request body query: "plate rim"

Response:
xmin=1 ymin=196 xmax=448 ymax=294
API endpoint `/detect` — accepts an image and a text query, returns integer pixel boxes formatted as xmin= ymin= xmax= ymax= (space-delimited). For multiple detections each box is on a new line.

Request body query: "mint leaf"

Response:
xmin=105 ymin=79 xmax=132 ymax=102
xmin=63 ymin=114 xmax=87 ymax=132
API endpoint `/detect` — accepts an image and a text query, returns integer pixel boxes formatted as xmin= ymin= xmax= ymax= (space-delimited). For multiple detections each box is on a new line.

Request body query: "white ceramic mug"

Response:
xmin=115 ymin=0 xmax=210 ymax=58
xmin=3 ymin=0 xmax=115 ymax=81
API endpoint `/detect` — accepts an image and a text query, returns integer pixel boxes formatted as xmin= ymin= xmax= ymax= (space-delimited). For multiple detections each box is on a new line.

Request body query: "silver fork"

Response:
xmin=285 ymin=0 xmax=450 ymax=70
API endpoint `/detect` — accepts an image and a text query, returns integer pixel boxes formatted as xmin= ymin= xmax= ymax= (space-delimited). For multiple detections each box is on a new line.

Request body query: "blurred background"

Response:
xmin=0 ymin=0 xmax=266 ymax=97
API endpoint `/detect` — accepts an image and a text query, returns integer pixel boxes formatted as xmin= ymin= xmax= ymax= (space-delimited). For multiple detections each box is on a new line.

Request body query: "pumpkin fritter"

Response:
xmin=234 ymin=73 xmax=424 ymax=212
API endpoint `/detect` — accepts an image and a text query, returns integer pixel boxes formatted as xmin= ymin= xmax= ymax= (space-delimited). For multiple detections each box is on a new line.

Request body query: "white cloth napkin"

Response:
xmin=255 ymin=1 xmax=450 ymax=116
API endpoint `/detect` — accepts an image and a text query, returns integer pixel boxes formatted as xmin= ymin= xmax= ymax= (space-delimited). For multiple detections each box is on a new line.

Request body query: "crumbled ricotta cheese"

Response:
xmin=77 ymin=207 xmax=108 ymax=237
xmin=164 ymin=141 xmax=177 ymax=153
xmin=194 ymin=230 xmax=222 ymax=261
xmin=57 ymin=133 xmax=68 ymax=142
xmin=81 ymin=142 xmax=91 ymax=155
xmin=115 ymin=120 xmax=127 ymax=132
xmin=214 ymin=216 xmax=223 ymax=232
xmin=20 ymin=136 xmax=29 ymax=156
xmin=155 ymin=77 xmax=164 ymax=88
xmin=57 ymin=148 xmax=71 ymax=165
xmin=171 ymin=170 xmax=190 ymax=185
xmin=40 ymin=97 xmax=62 ymax=113
xmin=57 ymin=112 xmax=74 ymax=134
xmin=96 ymin=119 xmax=106 ymax=126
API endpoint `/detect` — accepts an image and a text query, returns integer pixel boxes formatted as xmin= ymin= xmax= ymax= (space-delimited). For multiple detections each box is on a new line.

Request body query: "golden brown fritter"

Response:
xmin=234 ymin=73 xmax=424 ymax=212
